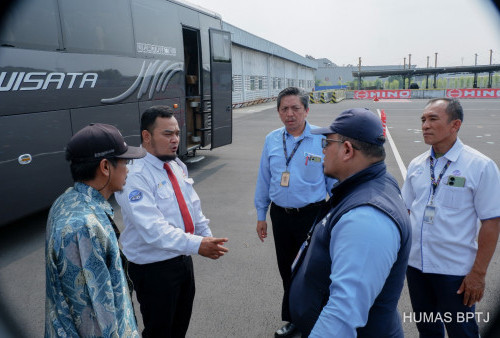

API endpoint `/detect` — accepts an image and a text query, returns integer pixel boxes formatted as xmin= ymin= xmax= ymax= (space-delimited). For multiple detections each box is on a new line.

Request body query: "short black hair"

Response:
xmin=426 ymin=98 xmax=464 ymax=122
xmin=140 ymin=106 xmax=174 ymax=142
xmin=66 ymin=155 xmax=118 ymax=182
xmin=277 ymin=87 xmax=309 ymax=111
xmin=339 ymin=135 xmax=386 ymax=160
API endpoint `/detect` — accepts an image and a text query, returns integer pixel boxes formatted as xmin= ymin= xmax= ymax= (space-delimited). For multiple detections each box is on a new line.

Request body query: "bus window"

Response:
xmin=58 ymin=0 xmax=134 ymax=56
xmin=131 ymin=0 xmax=181 ymax=59
xmin=210 ymin=30 xmax=231 ymax=62
xmin=0 ymin=0 xmax=59 ymax=50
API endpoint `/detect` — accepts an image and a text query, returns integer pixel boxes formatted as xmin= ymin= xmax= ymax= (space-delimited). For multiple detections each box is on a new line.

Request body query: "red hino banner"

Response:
xmin=446 ymin=88 xmax=500 ymax=98
xmin=354 ymin=90 xmax=411 ymax=99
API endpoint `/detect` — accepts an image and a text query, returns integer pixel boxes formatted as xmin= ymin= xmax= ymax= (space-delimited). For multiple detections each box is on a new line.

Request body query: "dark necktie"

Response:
xmin=163 ymin=162 xmax=195 ymax=234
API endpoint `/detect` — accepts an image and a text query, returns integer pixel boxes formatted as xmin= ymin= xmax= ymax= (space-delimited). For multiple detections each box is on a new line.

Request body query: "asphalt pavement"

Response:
xmin=1 ymin=98 xmax=500 ymax=337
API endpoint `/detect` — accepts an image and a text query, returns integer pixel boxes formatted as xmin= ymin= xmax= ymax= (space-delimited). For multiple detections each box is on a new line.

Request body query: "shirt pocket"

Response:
xmin=156 ymin=185 xmax=175 ymax=216
xmin=183 ymin=177 xmax=194 ymax=187
xmin=157 ymin=185 xmax=173 ymax=200
xmin=438 ymin=184 xmax=472 ymax=209
xmin=299 ymin=153 xmax=324 ymax=183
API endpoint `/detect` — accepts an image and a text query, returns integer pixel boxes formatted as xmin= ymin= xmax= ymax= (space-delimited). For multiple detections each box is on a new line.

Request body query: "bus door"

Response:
xmin=209 ymin=28 xmax=232 ymax=149
xmin=182 ymin=27 xmax=203 ymax=152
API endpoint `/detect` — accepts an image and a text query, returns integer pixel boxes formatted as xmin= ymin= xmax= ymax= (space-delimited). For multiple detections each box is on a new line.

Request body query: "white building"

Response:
xmin=223 ymin=22 xmax=316 ymax=107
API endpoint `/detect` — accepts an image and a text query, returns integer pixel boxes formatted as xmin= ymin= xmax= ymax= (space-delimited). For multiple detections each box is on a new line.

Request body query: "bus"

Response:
xmin=0 ymin=0 xmax=233 ymax=226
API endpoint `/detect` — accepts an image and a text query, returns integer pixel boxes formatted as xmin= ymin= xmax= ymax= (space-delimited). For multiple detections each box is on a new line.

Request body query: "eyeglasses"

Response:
xmin=321 ymin=138 xmax=344 ymax=149
xmin=111 ymin=159 xmax=133 ymax=166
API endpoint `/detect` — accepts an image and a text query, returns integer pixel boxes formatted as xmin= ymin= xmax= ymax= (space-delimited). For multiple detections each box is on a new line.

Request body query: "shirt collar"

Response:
xmin=284 ymin=121 xmax=312 ymax=140
xmin=330 ymin=161 xmax=387 ymax=205
xmin=144 ymin=151 xmax=170 ymax=170
xmin=429 ymin=138 xmax=463 ymax=162
xmin=74 ymin=182 xmax=113 ymax=216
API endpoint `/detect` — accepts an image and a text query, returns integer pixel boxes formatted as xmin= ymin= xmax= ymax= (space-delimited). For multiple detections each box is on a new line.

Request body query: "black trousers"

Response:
xmin=406 ymin=266 xmax=479 ymax=337
xmin=270 ymin=201 xmax=325 ymax=322
xmin=128 ymin=255 xmax=195 ymax=338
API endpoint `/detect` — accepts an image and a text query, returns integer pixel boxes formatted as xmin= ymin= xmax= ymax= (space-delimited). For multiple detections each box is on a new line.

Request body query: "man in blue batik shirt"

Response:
xmin=45 ymin=123 xmax=146 ymax=337
xmin=254 ymin=87 xmax=335 ymax=337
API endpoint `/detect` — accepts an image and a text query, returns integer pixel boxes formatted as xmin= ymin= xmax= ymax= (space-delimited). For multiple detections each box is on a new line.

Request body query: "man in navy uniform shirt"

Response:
xmin=289 ymin=108 xmax=411 ymax=337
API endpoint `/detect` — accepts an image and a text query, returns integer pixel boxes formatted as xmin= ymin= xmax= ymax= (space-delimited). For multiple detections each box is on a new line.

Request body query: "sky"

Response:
xmin=185 ymin=0 xmax=500 ymax=67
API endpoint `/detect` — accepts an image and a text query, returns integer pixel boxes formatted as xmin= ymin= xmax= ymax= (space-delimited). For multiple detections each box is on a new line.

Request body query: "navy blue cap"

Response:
xmin=66 ymin=123 xmax=146 ymax=162
xmin=311 ymin=108 xmax=385 ymax=146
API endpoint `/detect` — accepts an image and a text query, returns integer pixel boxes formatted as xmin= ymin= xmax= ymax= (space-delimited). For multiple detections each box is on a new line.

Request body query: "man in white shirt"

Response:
xmin=402 ymin=98 xmax=500 ymax=337
xmin=116 ymin=105 xmax=229 ymax=338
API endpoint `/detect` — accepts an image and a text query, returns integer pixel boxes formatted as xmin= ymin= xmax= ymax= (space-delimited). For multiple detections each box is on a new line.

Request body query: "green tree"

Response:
xmin=479 ymin=76 xmax=486 ymax=88
xmin=493 ymin=74 xmax=500 ymax=88
xmin=459 ymin=77 xmax=465 ymax=88
xmin=388 ymin=75 xmax=403 ymax=84
xmin=389 ymin=80 xmax=399 ymax=89
xmin=466 ymin=77 xmax=473 ymax=88
xmin=347 ymin=81 xmax=358 ymax=90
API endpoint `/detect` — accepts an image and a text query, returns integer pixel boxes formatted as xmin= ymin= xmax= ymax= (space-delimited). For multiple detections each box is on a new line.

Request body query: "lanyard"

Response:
xmin=429 ymin=157 xmax=452 ymax=196
xmin=283 ymin=131 xmax=303 ymax=168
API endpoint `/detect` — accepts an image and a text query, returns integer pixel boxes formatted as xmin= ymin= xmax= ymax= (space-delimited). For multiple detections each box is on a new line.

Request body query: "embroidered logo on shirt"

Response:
xmin=415 ymin=167 xmax=424 ymax=175
xmin=128 ymin=190 xmax=143 ymax=202
xmin=157 ymin=180 xmax=167 ymax=188
xmin=452 ymin=170 xmax=461 ymax=176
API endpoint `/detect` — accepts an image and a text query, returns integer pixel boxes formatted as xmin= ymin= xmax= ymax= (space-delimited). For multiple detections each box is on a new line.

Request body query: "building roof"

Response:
xmin=222 ymin=22 xmax=317 ymax=69
xmin=171 ymin=0 xmax=221 ymax=19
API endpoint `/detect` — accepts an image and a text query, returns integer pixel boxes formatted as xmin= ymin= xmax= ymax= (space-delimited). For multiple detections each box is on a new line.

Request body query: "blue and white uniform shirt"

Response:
xmin=402 ymin=138 xmax=500 ymax=275
xmin=255 ymin=121 xmax=336 ymax=221
xmin=116 ymin=153 xmax=212 ymax=265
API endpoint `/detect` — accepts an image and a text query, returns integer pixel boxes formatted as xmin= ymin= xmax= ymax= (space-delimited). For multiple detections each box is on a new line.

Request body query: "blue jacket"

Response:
xmin=289 ymin=161 xmax=411 ymax=337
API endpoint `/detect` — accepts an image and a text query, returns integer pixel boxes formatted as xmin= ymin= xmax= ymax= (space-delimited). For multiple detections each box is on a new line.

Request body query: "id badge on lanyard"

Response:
xmin=280 ymin=171 xmax=290 ymax=187
xmin=423 ymin=199 xmax=436 ymax=224
xmin=424 ymin=157 xmax=451 ymax=224
xmin=281 ymin=132 xmax=303 ymax=187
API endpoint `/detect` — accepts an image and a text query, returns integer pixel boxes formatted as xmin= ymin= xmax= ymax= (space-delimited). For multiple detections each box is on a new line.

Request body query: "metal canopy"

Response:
xmin=352 ymin=64 xmax=500 ymax=78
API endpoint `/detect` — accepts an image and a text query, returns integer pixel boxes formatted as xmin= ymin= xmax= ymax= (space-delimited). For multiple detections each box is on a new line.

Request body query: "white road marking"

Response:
xmin=377 ymin=109 xmax=407 ymax=180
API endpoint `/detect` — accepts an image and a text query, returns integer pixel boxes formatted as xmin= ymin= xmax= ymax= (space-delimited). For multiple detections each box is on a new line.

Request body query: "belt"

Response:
xmin=129 ymin=255 xmax=190 ymax=268
xmin=272 ymin=200 xmax=326 ymax=214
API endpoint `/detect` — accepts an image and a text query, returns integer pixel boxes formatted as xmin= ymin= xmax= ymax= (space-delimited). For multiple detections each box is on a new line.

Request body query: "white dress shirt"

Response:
xmin=115 ymin=152 xmax=212 ymax=264
xmin=402 ymin=138 xmax=500 ymax=275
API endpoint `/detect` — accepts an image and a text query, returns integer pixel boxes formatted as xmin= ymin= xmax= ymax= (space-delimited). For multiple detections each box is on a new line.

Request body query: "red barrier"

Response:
xmin=380 ymin=109 xmax=387 ymax=136
xmin=446 ymin=89 xmax=500 ymax=98
xmin=354 ymin=90 xmax=411 ymax=100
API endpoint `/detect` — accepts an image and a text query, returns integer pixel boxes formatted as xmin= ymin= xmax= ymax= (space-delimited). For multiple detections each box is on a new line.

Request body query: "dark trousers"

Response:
xmin=270 ymin=201 xmax=325 ymax=322
xmin=406 ymin=266 xmax=479 ymax=338
xmin=128 ymin=255 xmax=195 ymax=338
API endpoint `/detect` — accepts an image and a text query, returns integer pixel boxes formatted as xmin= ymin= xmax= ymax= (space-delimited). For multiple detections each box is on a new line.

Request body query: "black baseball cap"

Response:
xmin=311 ymin=108 xmax=385 ymax=146
xmin=66 ymin=123 xmax=146 ymax=162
